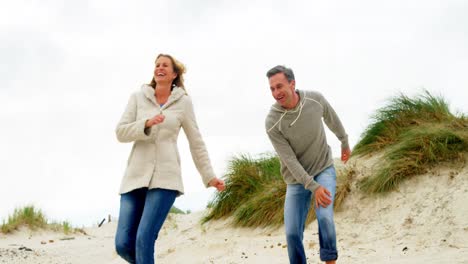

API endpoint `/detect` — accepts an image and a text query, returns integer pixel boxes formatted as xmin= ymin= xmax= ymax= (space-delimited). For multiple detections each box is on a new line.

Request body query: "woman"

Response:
xmin=115 ymin=53 xmax=225 ymax=264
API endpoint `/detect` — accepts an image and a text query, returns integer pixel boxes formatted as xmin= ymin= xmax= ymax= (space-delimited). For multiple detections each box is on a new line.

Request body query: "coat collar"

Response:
xmin=141 ymin=84 xmax=186 ymax=110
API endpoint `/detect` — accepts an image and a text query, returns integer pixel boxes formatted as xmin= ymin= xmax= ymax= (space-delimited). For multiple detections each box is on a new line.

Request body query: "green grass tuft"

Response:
xmin=353 ymin=90 xmax=457 ymax=155
xmin=169 ymin=206 xmax=186 ymax=214
xmin=202 ymin=154 xmax=284 ymax=226
xmin=360 ymin=125 xmax=467 ymax=193
xmin=1 ymin=205 xmax=82 ymax=234
xmin=334 ymin=165 xmax=357 ymax=211
xmin=1 ymin=205 xmax=47 ymax=233
xmin=231 ymin=182 xmax=286 ymax=227
xmin=203 ymin=154 xmax=352 ymax=228
xmin=354 ymin=90 xmax=467 ymax=193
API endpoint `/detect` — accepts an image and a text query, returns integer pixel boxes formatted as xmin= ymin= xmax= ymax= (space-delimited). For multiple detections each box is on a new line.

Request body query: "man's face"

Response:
xmin=269 ymin=73 xmax=296 ymax=109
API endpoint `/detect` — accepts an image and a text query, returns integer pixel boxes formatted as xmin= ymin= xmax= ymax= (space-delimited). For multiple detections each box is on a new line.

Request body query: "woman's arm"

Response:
xmin=115 ymin=93 xmax=153 ymax=143
xmin=181 ymin=96 xmax=217 ymax=187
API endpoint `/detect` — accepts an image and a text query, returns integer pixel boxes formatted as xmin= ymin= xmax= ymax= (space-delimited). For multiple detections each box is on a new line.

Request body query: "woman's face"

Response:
xmin=154 ymin=56 xmax=177 ymax=85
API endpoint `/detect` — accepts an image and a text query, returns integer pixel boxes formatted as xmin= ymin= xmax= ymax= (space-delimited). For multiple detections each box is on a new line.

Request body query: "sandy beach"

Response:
xmin=1 ymin=157 xmax=467 ymax=264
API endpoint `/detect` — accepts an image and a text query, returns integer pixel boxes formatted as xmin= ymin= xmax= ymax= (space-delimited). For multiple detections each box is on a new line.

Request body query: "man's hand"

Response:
xmin=341 ymin=147 xmax=351 ymax=164
xmin=208 ymin=178 xmax=226 ymax=192
xmin=315 ymin=186 xmax=332 ymax=208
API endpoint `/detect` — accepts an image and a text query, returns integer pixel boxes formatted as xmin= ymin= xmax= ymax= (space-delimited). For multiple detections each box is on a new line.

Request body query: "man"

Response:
xmin=265 ymin=65 xmax=351 ymax=264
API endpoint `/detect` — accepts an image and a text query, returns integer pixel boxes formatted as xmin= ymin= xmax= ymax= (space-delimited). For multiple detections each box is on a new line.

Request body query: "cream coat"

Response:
xmin=116 ymin=84 xmax=216 ymax=195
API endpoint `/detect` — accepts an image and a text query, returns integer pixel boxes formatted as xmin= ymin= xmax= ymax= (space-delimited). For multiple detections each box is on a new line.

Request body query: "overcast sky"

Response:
xmin=1 ymin=0 xmax=467 ymax=226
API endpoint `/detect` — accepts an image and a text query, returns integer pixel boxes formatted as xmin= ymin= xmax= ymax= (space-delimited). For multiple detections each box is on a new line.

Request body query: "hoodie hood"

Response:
xmin=267 ymin=90 xmax=307 ymax=133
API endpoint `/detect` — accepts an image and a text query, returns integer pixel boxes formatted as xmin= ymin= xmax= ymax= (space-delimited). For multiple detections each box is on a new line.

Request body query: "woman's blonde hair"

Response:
xmin=149 ymin=54 xmax=186 ymax=89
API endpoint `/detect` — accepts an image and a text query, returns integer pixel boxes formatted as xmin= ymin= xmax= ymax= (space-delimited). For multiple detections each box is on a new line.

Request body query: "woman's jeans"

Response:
xmin=115 ymin=188 xmax=177 ymax=264
xmin=284 ymin=165 xmax=338 ymax=263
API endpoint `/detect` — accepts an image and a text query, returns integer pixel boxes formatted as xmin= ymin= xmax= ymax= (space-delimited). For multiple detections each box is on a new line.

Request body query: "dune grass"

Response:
xmin=169 ymin=206 xmax=187 ymax=214
xmin=48 ymin=220 xmax=78 ymax=234
xmin=334 ymin=164 xmax=357 ymax=211
xmin=354 ymin=90 xmax=467 ymax=193
xmin=360 ymin=125 xmax=467 ymax=192
xmin=203 ymin=154 xmax=285 ymax=227
xmin=1 ymin=206 xmax=47 ymax=233
xmin=353 ymin=90 xmax=458 ymax=155
xmin=203 ymin=155 xmax=356 ymax=228
xmin=1 ymin=205 xmax=82 ymax=234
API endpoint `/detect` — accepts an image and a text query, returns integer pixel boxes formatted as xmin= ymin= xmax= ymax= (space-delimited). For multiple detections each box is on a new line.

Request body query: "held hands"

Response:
xmin=341 ymin=147 xmax=351 ymax=164
xmin=315 ymin=186 xmax=332 ymax=208
xmin=145 ymin=114 xmax=165 ymax=128
xmin=208 ymin=178 xmax=226 ymax=192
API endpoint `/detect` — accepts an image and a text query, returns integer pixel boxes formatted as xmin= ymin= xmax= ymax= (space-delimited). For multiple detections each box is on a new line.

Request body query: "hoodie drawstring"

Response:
xmin=290 ymin=100 xmax=304 ymax=127
xmin=267 ymin=110 xmax=288 ymax=133
xmin=267 ymin=99 xmax=306 ymax=133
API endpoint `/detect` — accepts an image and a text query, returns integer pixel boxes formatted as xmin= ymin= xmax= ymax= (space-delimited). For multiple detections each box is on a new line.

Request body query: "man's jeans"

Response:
xmin=115 ymin=187 xmax=177 ymax=264
xmin=284 ymin=165 xmax=338 ymax=263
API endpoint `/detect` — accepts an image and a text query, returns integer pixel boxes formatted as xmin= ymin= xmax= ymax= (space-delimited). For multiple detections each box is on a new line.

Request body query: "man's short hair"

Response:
xmin=266 ymin=65 xmax=295 ymax=82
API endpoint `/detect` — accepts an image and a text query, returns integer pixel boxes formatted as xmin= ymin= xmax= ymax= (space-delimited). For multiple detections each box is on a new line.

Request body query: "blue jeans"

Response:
xmin=284 ymin=165 xmax=338 ymax=263
xmin=115 ymin=188 xmax=177 ymax=264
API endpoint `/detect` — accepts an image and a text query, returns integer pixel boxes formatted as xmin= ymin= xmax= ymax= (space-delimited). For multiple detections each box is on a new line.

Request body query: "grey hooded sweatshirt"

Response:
xmin=265 ymin=89 xmax=349 ymax=192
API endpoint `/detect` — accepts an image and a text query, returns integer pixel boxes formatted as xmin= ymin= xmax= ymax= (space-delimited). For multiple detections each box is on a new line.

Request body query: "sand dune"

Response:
xmin=1 ymin=158 xmax=467 ymax=263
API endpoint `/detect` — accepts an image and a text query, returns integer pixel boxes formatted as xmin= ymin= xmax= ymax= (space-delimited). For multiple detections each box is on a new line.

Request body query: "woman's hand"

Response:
xmin=145 ymin=114 xmax=165 ymax=128
xmin=208 ymin=178 xmax=226 ymax=192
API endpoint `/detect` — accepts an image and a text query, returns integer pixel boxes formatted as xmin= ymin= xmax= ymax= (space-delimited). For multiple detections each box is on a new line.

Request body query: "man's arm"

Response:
xmin=267 ymin=128 xmax=321 ymax=192
xmin=320 ymin=93 xmax=351 ymax=163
